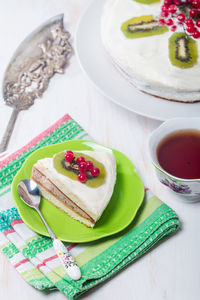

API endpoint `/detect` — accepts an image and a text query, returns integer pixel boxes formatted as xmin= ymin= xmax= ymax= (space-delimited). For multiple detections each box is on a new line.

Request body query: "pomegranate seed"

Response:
xmin=190 ymin=8 xmax=198 ymax=17
xmin=185 ymin=18 xmax=194 ymax=26
xmin=158 ymin=18 xmax=165 ymax=25
xmin=91 ymin=167 xmax=100 ymax=177
xmin=186 ymin=25 xmax=195 ymax=33
xmin=171 ymin=25 xmax=177 ymax=31
xmin=65 ymin=152 xmax=74 ymax=162
xmin=165 ymin=18 xmax=174 ymax=25
xmin=196 ymin=19 xmax=200 ymax=27
xmin=78 ymin=173 xmax=87 ymax=183
xmin=168 ymin=4 xmax=177 ymax=13
xmin=76 ymin=156 xmax=85 ymax=164
xmin=177 ymin=13 xmax=185 ymax=22
xmin=85 ymin=160 xmax=94 ymax=170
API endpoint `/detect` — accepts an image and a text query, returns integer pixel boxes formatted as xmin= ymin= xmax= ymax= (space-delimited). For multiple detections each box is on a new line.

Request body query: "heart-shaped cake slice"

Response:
xmin=31 ymin=150 xmax=116 ymax=227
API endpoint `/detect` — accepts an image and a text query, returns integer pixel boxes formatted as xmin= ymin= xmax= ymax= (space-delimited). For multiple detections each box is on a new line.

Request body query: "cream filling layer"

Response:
xmin=101 ymin=0 xmax=200 ymax=93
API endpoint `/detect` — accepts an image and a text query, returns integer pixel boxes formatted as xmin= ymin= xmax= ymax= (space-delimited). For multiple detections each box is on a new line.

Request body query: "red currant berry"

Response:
xmin=190 ymin=8 xmax=198 ymax=17
xmin=192 ymin=30 xmax=200 ymax=38
xmin=171 ymin=25 xmax=177 ymax=31
xmin=91 ymin=167 xmax=100 ymax=177
xmin=164 ymin=0 xmax=172 ymax=5
xmin=168 ymin=4 xmax=177 ymax=13
xmin=65 ymin=152 xmax=74 ymax=162
xmin=196 ymin=19 xmax=200 ymax=27
xmin=174 ymin=0 xmax=181 ymax=5
xmin=162 ymin=5 xmax=168 ymax=11
xmin=79 ymin=162 xmax=87 ymax=172
xmin=78 ymin=173 xmax=87 ymax=183
xmin=66 ymin=150 xmax=73 ymax=155
xmin=186 ymin=25 xmax=195 ymax=33
xmin=192 ymin=0 xmax=200 ymax=7
xmin=161 ymin=11 xmax=169 ymax=17
xmin=85 ymin=160 xmax=94 ymax=170
xmin=185 ymin=18 xmax=194 ymax=26
xmin=177 ymin=13 xmax=185 ymax=22
xmin=76 ymin=156 xmax=85 ymax=164
xmin=165 ymin=18 xmax=174 ymax=25
xmin=158 ymin=18 xmax=165 ymax=25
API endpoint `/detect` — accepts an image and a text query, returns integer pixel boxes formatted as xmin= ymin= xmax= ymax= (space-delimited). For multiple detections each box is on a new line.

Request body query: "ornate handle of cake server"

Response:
xmin=53 ymin=239 xmax=81 ymax=281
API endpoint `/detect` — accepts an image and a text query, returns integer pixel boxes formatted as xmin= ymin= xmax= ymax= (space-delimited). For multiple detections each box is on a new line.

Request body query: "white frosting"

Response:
xmin=34 ymin=150 xmax=116 ymax=221
xmin=101 ymin=0 xmax=200 ymax=101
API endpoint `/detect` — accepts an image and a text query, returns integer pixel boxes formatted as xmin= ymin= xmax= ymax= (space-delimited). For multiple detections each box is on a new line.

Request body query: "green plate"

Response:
xmin=11 ymin=140 xmax=144 ymax=243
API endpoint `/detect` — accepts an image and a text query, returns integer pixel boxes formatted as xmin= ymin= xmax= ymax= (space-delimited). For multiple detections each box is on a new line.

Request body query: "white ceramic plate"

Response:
xmin=75 ymin=0 xmax=200 ymax=121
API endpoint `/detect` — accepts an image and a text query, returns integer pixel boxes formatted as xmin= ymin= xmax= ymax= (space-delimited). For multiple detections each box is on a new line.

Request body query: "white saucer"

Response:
xmin=75 ymin=0 xmax=200 ymax=121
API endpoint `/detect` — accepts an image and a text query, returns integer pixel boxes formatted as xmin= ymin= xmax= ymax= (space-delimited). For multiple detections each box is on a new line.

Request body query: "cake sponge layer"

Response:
xmin=38 ymin=185 xmax=95 ymax=227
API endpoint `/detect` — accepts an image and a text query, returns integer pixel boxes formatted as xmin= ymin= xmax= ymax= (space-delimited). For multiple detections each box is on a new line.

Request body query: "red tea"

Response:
xmin=157 ymin=129 xmax=200 ymax=179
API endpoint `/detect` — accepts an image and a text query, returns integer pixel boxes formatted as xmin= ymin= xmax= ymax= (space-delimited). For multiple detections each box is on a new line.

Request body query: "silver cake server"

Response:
xmin=17 ymin=179 xmax=81 ymax=281
xmin=0 ymin=14 xmax=72 ymax=153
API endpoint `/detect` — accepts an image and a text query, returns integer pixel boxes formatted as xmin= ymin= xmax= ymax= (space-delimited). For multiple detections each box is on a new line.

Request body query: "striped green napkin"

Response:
xmin=0 ymin=115 xmax=180 ymax=299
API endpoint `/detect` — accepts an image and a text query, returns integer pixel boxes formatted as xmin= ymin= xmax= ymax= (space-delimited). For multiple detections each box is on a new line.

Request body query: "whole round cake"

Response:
xmin=101 ymin=0 xmax=200 ymax=102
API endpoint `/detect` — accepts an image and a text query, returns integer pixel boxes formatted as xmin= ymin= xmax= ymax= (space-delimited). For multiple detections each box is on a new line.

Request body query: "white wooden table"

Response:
xmin=0 ymin=1 xmax=199 ymax=299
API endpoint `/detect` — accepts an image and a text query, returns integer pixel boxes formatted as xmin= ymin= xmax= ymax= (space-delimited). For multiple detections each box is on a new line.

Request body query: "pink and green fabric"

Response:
xmin=0 ymin=115 xmax=180 ymax=299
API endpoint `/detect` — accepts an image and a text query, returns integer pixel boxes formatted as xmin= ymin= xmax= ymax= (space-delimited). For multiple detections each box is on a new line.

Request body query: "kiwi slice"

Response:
xmin=121 ymin=15 xmax=168 ymax=39
xmin=132 ymin=0 xmax=160 ymax=4
xmin=53 ymin=152 xmax=106 ymax=188
xmin=169 ymin=33 xmax=198 ymax=69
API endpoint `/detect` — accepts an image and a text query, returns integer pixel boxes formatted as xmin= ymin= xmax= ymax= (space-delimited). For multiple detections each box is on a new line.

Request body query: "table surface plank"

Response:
xmin=0 ymin=1 xmax=199 ymax=299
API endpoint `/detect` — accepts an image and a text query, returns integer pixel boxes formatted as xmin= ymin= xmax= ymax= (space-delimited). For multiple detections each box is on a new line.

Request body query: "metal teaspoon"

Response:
xmin=17 ymin=179 xmax=81 ymax=281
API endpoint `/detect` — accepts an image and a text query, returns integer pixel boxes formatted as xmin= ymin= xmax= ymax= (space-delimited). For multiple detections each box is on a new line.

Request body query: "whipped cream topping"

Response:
xmin=34 ymin=150 xmax=116 ymax=221
xmin=101 ymin=0 xmax=200 ymax=93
